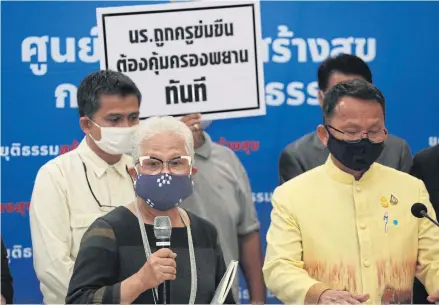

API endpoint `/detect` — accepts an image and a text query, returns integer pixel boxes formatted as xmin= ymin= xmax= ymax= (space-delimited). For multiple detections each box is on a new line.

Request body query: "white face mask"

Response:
xmin=89 ymin=121 xmax=138 ymax=155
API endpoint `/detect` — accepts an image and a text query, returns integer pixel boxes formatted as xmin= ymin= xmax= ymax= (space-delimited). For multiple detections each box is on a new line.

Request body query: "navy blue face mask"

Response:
xmin=135 ymin=173 xmax=193 ymax=211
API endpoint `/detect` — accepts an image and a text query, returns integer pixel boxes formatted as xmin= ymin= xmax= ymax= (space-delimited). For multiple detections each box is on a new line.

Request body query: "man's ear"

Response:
xmin=79 ymin=117 xmax=92 ymax=134
xmin=128 ymin=167 xmax=137 ymax=180
xmin=317 ymin=124 xmax=329 ymax=147
xmin=318 ymin=90 xmax=324 ymax=107
xmin=383 ymin=127 xmax=389 ymax=140
xmin=191 ymin=166 xmax=198 ymax=175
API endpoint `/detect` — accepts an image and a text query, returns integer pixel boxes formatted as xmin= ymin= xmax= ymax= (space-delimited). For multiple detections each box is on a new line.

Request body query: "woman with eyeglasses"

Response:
xmin=66 ymin=116 xmax=235 ymax=304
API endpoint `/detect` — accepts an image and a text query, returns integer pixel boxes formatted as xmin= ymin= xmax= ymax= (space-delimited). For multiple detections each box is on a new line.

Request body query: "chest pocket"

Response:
xmin=70 ymin=213 xmax=104 ymax=258
xmin=71 ymin=213 xmax=103 ymax=228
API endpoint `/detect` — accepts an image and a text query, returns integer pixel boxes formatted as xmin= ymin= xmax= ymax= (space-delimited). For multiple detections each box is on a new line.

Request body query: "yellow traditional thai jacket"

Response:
xmin=263 ymin=157 xmax=439 ymax=304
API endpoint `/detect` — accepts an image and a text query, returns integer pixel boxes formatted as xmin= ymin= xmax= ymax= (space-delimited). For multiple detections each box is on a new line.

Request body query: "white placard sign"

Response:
xmin=96 ymin=1 xmax=265 ymax=120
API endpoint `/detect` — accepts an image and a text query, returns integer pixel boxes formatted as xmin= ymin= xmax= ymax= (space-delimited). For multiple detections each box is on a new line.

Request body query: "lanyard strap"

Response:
xmin=134 ymin=201 xmax=197 ymax=304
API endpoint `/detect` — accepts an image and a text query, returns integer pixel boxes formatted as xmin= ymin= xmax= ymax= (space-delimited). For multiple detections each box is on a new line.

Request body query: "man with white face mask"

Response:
xmin=30 ymin=70 xmax=140 ymax=304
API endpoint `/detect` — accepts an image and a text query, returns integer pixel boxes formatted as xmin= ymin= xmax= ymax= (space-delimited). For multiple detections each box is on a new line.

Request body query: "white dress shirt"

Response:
xmin=29 ymin=137 xmax=135 ymax=304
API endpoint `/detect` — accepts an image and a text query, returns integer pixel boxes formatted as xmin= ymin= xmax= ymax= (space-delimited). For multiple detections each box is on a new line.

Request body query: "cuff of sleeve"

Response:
xmin=102 ymin=282 xmax=121 ymax=304
xmin=304 ymin=282 xmax=330 ymax=304
xmin=238 ymin=222 xmax=260 ymax=236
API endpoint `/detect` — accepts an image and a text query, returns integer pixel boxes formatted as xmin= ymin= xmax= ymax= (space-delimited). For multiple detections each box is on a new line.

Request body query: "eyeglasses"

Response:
xmin=82 ymin=161 xmax=132 ymax=211
xmin=136 ymin=156 xmax=192 ymax=175
xmin=326 ymin=125 xmax=388 ymax=144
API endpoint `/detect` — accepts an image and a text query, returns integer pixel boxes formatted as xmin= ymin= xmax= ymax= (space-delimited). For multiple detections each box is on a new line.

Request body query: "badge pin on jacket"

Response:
xmin=384 ymin=211 xmax=389 ymax=233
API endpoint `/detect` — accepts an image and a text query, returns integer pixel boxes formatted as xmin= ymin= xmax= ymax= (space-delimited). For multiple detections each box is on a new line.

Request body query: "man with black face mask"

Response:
xmin=278 ymin=54 xmax=412 ymax=184
xmin=264 ymin=79 xmax=439 ymax=305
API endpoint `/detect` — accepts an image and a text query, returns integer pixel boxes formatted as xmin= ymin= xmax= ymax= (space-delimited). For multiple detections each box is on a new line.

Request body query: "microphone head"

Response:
xmin=411 ymin=202 xmax=427 ymax=218
xmin=153 ymin=216 xmax=172 ymax=240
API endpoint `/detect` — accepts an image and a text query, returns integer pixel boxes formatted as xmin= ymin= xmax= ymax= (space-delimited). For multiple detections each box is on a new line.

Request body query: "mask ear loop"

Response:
xmin=87 ymin=118 xmax=102 ymax=142
xmin=189 ymin=163 xmax=194 ymax=185
xmin=88 ymin=118 xmax=99 ymax=127
xmin=132 ymin=165 xmax=140 ymax=189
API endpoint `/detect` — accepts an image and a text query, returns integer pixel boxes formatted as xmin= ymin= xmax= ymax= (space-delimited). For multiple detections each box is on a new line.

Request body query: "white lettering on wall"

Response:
xmin=6 ymin=245 xmax=33 ymax=263
xmin=262 ymin=25 xmax=376 ymax=64
xmin=429 ymin=137 xmax=439 ymax=147
xmin=265 ymin=81 xmax=319 ymax=106
xmin=55 ymin=83 xmax=78 ymax=108
xmin=21 ymin=26 xmax=99 ymax=76
xmin=252 ymin=192 xmax=273 ymax=204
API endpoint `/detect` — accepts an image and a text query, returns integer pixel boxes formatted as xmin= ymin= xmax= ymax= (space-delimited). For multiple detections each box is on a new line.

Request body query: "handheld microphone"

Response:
xmin=154 ymin=216 xmax=172 ymax=305
xmin=411 ymin=203 xmax=439 ymax=227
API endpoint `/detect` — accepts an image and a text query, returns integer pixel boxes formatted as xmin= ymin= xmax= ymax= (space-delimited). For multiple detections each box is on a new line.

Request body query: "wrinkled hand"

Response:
xmin=136 ymin=248 xmax=177 ymax=291
xmin=181 ymin=113 xmax=201 ymax=132
xmin=319 ymin=290 xmax=370 ymax=304
xmin=427 ymin=290 xmax=439 ymax=303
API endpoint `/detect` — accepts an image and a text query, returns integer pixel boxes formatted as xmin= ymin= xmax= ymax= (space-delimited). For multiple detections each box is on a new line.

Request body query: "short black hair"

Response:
xmin=322 ymin=79 xmax=385 ymax=123
xmin=318 ymin=54 xmax=373 ymax=92
xmin=77 ymin=70 xmax=142 ymax=118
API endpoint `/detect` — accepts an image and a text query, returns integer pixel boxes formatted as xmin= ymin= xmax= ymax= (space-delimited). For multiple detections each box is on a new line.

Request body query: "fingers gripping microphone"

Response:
xmin=154 ymin=216 xmax=172 ymax=305
xmin=411 ymin=203 xmax=439 ymax=227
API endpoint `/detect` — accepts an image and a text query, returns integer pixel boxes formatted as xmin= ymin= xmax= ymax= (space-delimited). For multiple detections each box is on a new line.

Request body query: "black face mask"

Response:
xmin=326 ymin=133 xmax=384 ymax=171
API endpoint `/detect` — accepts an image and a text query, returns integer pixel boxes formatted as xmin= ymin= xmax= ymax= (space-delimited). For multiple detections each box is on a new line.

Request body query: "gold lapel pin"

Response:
xmin=381 ymin=196 xmax=389 ymax=208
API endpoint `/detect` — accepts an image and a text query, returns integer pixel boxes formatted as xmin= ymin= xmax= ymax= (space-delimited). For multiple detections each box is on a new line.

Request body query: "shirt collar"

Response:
xmin=77 ymin=137 xmax=133 ymax=178
xmin=195 ymin=132 xmax=212 ymax=159
xmin=324 ymin=155 xmax=378 ymax=184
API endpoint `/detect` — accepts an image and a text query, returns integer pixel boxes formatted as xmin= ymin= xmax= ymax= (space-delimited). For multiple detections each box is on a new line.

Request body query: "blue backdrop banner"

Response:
xmin=1 ymin=1 xmax=439 ymax=303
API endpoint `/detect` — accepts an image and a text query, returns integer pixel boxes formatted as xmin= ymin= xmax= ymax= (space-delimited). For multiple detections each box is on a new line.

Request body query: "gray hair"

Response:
xmin=132 ymin=116 xmax=195 ymax=165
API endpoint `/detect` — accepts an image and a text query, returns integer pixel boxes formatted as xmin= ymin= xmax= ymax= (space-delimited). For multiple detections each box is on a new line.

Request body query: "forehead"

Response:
xmin=96 ymin=94 xmax=139 ymax=115
xmin=140 ymin=132 xmax=186 ymax=158
xmin=331 ymin=96 xmax=384 ymax=126
xmin=327 ymin=72 xmax=365 ymax=91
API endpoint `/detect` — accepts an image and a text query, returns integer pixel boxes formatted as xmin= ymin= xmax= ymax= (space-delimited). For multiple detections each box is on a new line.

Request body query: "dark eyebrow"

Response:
xmin=106 ymin=112 xmax=140 ymax=118
xmin=106 ymin=113 xmax=123 ymax=117
xmin=343 ymin=120 xmax=382 ymax=131
xmin=141 ymin=156 xmax=163 ymax=163
xmin=343 ymin=122 xmax=362 ymax=129
xmin=128 ymin=112 xmax=140 ymax=118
